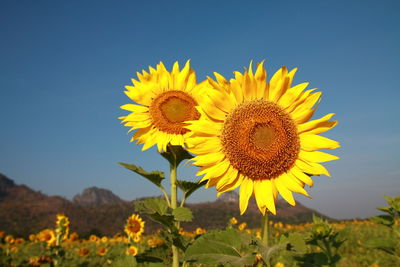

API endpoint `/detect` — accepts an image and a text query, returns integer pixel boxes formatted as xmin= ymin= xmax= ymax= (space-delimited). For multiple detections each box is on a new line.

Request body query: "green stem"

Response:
xmin=180 ymin=194 xmax=187 ymax=207
xmin=160 ymin=186 xmax=171 ymax=207
xmin=170 ymin=153 xmax=180 ymax=267
xmin=322 ymin=239 xmax=334 ymax=267
xmin=261 ymin=213 xmax=271 ymax=267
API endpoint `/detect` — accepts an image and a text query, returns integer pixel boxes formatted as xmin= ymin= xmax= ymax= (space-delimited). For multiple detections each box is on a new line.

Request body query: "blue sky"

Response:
xmin=1 ymin=0 xmax=399 ymax=219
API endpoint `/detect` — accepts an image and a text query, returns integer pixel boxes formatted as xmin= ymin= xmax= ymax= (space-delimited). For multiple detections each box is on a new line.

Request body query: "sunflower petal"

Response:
xmin=239 ymin=178 xmax=254 ymax=215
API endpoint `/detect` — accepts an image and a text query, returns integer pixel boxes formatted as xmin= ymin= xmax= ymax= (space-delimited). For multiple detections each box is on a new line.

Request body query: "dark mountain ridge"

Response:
xmin=0 ymin=173 xmax=330 ymax=237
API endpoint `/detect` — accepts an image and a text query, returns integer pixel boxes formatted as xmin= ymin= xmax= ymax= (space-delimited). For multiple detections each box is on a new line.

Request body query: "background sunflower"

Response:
xmin=120 ymin=61 xmax=205 ymax=152
xmin=187 ymin=62 xmax=340 ymax=215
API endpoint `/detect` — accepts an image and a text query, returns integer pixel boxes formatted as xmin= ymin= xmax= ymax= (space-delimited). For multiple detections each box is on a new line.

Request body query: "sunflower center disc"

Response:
xmin=221 ymin=100 xmax=299 ymax=180
xmin=128 ymin=221 xmax=141 ymax=233
xmin=150 ymin=90 xmax=200 ymax=134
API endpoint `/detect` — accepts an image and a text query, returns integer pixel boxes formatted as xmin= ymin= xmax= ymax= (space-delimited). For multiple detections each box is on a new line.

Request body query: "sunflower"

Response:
xmin=37 ymin=229 xmax=56 ymax=246
xmin=120 ymin=60 xmax=205 ymax=152
xmin=126 ymin=245 xmax=138 ymax=256
xmin=96 ymin=247 xmax=107 ymax=257
xmin=186 ymin=61 xmax=339 ymax=215
xmin=124 ymin=214 xmax=145 ymax=239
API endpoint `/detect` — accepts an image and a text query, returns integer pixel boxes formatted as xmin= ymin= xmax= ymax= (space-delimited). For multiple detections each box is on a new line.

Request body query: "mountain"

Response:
xmin=73 ymin=187 xmax=124 ymax=206
xmin=0 ymin=174 xmax=330 ymax=237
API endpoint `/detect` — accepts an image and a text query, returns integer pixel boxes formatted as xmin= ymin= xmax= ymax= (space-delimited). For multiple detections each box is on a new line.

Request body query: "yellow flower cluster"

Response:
xmin=121 ymin=61 xmax=339 ymax=216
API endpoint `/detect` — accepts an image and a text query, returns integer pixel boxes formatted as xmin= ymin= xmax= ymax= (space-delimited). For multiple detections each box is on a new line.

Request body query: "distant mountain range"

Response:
xmin=0 ymin=173 xmax=330 ymax=237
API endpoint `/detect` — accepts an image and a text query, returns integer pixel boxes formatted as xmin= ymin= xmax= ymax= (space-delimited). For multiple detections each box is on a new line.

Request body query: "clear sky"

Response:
xmin=1 ymin=0 xmax=399 ymax=219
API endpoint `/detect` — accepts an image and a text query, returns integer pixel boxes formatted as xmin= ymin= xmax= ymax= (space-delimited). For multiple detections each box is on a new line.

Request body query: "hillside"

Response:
xmin=0 ymin=173 xmax=329 ymax=237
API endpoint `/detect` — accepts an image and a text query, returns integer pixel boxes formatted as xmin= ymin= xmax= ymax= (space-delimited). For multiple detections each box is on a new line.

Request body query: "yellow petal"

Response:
xmin=299 ymin=150 xmax=339 ymax=163
xmin=290 ymin=166 xmax=314 ymax=187
xmin=230 ymin=79 xmax=244 ymax=103
xmin=280 ymin=173 xmax=309 ymax=197
xmin=198 ymin=159 xmax=230 ymax=179
xmin=300 ymin=134 xmax=340 ymax=151
xmin=206 ymin=88 xmax=236 ymax=113
xmin=185 ymin=120 xmax=222 ymax=136
xmin=295 ymin=159 xmax=331 ymax=177
xmin=120 ymin=104 xmax=149 ymax=112
xmin=278 ymin=83 xmax=309 ymax=109
xmin=239 ymin=178 xmax=254 ymax=215
xmin=275 ymin=178 xmax=296 ymax=206
xmin=216 ymin=167 xmax=238 ymax=190
xmin=254 ymin=179 xmax=276 ymax=215
xmin=192 ymin=152 xmax=225 ymax=166
xmin=297 ymin=113 xmax=337 ymax=134
xmin=199 ymin=100 xmax=227 ymax=122
xmin=217 ymin=172 xmax=243 ymax=195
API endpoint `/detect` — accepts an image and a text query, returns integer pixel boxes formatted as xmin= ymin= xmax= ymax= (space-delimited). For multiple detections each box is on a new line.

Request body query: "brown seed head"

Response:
xmin=221 ymin=100 xmax=299 ymax=180
xmin=149 ymin=90 xmax=200 ymax=134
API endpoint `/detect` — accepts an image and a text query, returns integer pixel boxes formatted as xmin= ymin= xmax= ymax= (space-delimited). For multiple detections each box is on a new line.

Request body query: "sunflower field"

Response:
xmin=0 ymin=206 xmax=399 ymax=267
xmin=2 ymin=60 xmax=399 ymax=267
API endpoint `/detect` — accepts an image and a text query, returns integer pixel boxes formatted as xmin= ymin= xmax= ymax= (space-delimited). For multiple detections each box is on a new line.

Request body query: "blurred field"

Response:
xmin=1 ymin=218 xmax=397 ymax=267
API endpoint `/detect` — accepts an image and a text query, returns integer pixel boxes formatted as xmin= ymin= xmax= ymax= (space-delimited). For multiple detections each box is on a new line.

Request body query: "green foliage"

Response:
xmin=185 ymin=228 xmax=256 ymax=267
xmin=118 ymin=162 xmax=165 ymax=188
xmin=160 ymin=145 xmax=193 ymax=166
xmin=134 ymin=198 xmax=176 ymax=229
xmin=113 ymin=255 xmax=138 ymax=267
xmin=281 ymin=232 xmax=307 ymax=254
xmin=172 ymin=207 xmax=193 ymax=222
xmin=176 ymin=179 xmax=207 ymax=200
xmin=136 ymin=245 xmax=169 ymax=264
xmin=294 ymin=215 xmax=346 ymax=267
xmin=366 ymin=195 xmax=400 ymax=261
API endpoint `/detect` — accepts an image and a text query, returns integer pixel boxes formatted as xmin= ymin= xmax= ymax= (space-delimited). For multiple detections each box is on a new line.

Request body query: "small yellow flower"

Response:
xmin=28 ymin=257 xmax=41 ymax=266
xmin=125 ymin=214 xmax=145 ymax=240
xmin=69 ymin=232 xmax=79 ymax=242
xmin=29 ymin=234 xmax=36 ymax=242
xmin=230 ymin=217 xmax=238 ymax=225
xmin=10 ymin=246 xmax=18 ymax=253
xmin=5 ymin=235 xmax=14 ymax=244
xmin=89 ymin=234 xmax=99 ymax=243
xmin=255 ymin=230 xmax=261 ymax=239
xmin=101 ymin=236 xmax=108 ymax=243
xmin=14 ymin=238 xmax=24 ymax=245
xmin=147 ymin=237 xmax=164 ymax=248
xmin=97 ymin=247 xmax=107 ymax=257
xmin=195 ymin=227 xmax=206 ymax=235
xmin=275 ymin=262 xmax=285 ymax=267
xmin=77 ymin=248 xmax=90 ymax=257
xmin=238 ymin=222 xmax=247 ymax=231
xmin=37 ymin=229 xmax=55 ymax=246
xmin=126 ymin=245 xmax=138 ymax=256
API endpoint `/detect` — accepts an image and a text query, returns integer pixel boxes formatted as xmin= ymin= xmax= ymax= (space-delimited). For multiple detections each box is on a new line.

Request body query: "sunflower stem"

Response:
xmin=169 ymin=149 xmax=180 ymax=267
xmin=261 ymin=212 xmax=271 ymax=267
xmin=160 ymin=186 xmax=171 ymax=207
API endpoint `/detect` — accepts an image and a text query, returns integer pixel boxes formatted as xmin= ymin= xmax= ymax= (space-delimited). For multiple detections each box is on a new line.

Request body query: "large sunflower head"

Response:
xmin=186 ymin=61 xmax=340 ymax=215
xmin=120 ymin=60 xmax=205 ymax=152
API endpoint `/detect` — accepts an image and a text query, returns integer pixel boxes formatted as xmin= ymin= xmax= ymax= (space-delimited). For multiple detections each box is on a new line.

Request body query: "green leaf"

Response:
xmin=134 ymin=198 xmax=169 ymax=215
xmin=119 ymin=162 xmax=165 ymax=187
xmin=185 ymin=229 xmax=255 ymax=267
xmin=286 ymin=233 xmax=307 ymax=253
xmin=172 ymin=207 xmax=193 ymax=222
xmin=148 ymin=213 xmax=176 ymax=230
xmin=112 ymin=256 xmax=137 ymax=267
xmin=364 ymin=238 xmax=397 ymax=255
xmin=177 ymin=180 xmax=207 ymax=199
xmin=136 ymin=244 xmax=170 ymax=264
xmin=160 ymin=145 xmax=193 ymax=166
